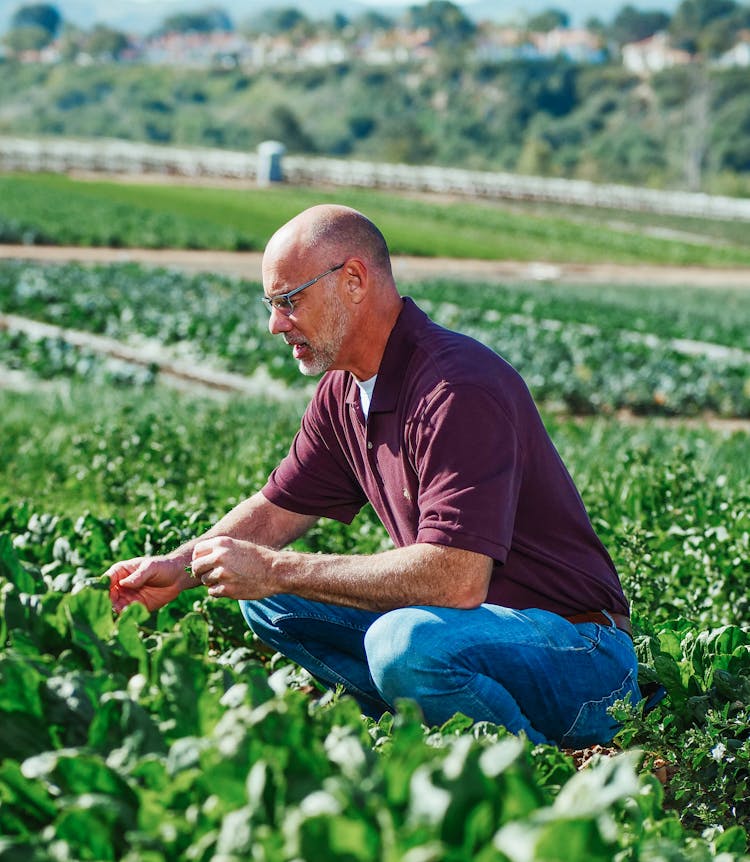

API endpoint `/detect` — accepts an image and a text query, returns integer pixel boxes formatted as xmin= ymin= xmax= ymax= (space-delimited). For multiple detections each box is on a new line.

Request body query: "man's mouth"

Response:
xmin=285 ymin=338 xmax=309 ymax=359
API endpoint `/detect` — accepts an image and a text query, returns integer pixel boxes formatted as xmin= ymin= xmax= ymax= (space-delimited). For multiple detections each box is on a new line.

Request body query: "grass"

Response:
xmin=2 ymin=172 xmax=750 ymax=266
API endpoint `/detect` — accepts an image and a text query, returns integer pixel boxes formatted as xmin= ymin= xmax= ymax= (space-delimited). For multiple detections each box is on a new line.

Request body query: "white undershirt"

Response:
xmin=356 ymin=374 xmax=377 ymax=419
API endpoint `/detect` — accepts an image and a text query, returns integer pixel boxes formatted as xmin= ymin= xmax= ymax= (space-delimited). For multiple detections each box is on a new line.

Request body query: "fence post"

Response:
xmin=257 ymin=140 xmax=285 ymax=186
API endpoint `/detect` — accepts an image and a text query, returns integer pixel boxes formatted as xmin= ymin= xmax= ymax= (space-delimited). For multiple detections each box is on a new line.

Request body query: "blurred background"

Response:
xmin=1 ymin=0 xmax=749 ymax=193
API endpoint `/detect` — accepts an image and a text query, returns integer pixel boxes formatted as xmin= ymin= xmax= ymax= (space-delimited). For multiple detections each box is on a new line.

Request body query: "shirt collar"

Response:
xmin=344 ymin=297 xmax=425 ymax=413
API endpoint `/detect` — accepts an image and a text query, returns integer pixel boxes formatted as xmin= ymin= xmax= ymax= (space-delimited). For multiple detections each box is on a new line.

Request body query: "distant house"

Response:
xmin=622 ymin=32 xmax=692 ymax=75
xmin=473 ymin=25 xmax=605 ymax=65
xmin=297 ymin=39 xmax=348 ymax=67
xmin=473 ymin=26 xmax=530 ymax=62
xmin=532 ymin=27 xmax=607 ymax=63
xmin=142 ymin=31 xmax=253 ymax=68
xmin=716 ymin=33 xmax=750 ymax=68
xmin=358 ymin=27 xmax=432 ymax=65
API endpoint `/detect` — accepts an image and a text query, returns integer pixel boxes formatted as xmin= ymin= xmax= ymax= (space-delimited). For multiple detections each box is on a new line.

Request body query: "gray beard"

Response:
xmin=297 ymin=293 xmax=349 ymax=376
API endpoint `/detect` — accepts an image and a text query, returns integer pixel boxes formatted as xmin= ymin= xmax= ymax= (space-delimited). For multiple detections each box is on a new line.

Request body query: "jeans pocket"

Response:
xmin=559 ymin=668 xmax=639 ymax=749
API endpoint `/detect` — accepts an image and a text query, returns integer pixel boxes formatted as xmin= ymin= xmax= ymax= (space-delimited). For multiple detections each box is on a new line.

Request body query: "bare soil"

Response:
xmin=1 ymin=243 xmax=750 ymax=289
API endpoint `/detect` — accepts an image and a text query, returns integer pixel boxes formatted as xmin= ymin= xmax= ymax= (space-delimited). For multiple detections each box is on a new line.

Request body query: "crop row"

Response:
xmin=409 ymin=278 xmax=750 ymax=352
xmin=6 ymin=260 xmax=750 ymax=353
xmin=1 ymin=497 xmax=749 ymax=859
xmin=2 ymin=261 xmax=750 ymax=417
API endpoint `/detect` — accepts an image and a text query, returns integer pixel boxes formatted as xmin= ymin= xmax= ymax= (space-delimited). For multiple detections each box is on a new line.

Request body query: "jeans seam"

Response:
xmin=272 ymin=610 xmax=374 ymax=637
xmin=284 ymin=635 xmax=385 ymax=707
xmin=263 ymin=611 xmax=383 ymax=706
xmin=560 ymin=667 xmax=636 ymax=745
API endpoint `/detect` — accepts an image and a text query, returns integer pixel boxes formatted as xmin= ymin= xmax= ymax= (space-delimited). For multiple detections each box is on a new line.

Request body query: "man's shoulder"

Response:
xmin=410 ymin=313 xmax=523 ymax=395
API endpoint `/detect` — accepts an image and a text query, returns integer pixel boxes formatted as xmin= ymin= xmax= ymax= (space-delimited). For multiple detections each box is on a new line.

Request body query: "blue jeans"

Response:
xmin=240 ymin=596 xmax=640 ymax=748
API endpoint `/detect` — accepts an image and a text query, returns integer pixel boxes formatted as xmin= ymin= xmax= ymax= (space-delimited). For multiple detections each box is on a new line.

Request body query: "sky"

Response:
xmin=0 ymin=0 xmax=683 ymax=35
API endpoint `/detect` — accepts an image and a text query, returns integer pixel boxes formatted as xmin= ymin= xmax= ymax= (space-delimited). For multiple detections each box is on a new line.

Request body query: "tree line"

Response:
xmin=1 ymin=1 xmax=749 ymax=193
xmin=6 ymin=0 xmax=750 ymax=57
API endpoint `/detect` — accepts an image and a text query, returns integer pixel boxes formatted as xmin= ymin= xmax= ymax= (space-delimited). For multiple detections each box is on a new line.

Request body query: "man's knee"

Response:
xmin=238 ymin=597 xmax=287 ymax=648
xmin=364 ymin=606 xmax=448 ymax=703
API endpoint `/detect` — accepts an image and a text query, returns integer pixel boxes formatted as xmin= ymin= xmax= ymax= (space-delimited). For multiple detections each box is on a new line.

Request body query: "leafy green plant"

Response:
xmin=4 ymin=261 xmax=750 ymax=415
xmin=3 ymin=260 xmax=750 ymax=854
xmin=1 ymin=521 xmax=748 ymax=859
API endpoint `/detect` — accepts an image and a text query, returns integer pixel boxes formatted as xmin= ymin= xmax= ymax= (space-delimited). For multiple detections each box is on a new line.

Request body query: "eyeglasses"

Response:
xmin=261 ymin=262 xmax=345 ymax=315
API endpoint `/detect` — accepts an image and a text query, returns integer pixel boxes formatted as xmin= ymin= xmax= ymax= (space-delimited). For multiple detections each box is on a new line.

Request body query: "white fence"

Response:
xmin=2 ymin=134 xmax=750 ymax=222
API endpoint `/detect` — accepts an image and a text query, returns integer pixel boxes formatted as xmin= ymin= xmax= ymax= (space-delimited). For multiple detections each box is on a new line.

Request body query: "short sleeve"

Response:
xmin=262 ymin=399 xmax=367 ymax=524
xmin=410 ymin=383 xmax=523 ymax=562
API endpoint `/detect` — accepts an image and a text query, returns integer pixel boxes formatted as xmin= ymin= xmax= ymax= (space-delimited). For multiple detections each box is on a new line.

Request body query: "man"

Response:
xmin=108 ymin=204 xmax=640 ymax=748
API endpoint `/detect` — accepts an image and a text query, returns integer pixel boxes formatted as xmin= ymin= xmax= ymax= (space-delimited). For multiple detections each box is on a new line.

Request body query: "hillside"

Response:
xmin=0 ymin=56 xmax=748 ymax=194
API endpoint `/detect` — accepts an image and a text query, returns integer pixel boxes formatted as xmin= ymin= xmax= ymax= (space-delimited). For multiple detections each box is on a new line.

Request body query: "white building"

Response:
xmin=622 ymin=32 xmax=692 ymax=76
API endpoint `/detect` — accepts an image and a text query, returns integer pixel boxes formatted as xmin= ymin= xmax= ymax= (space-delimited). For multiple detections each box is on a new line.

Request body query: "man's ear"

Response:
xmin=343 ymin=259 xmax=367 ymax=304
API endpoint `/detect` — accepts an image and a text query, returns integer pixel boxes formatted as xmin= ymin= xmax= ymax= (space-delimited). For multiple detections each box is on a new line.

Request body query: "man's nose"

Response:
xmin=268 ymin=306 xmax=292 ymax=335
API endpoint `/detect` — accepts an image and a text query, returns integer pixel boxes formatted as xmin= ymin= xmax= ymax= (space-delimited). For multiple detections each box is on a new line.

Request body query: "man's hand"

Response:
xmin=191 ymin=535 xmax=273 ymax=601
xmin=107 ymin=556 xmax=191 ymax=613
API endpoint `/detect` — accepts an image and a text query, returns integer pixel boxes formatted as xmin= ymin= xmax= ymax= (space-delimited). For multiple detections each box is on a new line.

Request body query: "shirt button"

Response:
xmin=367 ymin=441 xmax=373 ymax=450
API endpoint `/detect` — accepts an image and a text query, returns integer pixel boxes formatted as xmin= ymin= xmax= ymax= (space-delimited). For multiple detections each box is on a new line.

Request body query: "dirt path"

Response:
xmin=1 ymin=244 xmax=750 ymax=288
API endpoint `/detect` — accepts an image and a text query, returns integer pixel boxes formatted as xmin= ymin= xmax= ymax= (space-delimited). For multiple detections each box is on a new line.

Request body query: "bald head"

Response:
xmin=263 ymin=204 xmax=393 ymax=283
xmin=262 ymin=205 xmax=403 ymax=380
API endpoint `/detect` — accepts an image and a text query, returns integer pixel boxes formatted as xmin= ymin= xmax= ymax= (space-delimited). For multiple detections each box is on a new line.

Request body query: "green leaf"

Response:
xmin=53 ymin=793 xmax=135 ymax=861
xmin=653 ymin=652 xmax=688 ymax=711
xmin=62 ymin=583 xmax=114 ymax=641
xmin=689 ymin=625 xmax=750 ymax=685
xmin=114 ymin=601 xmax=150 ymax=675
xmin=177 ymin=611 xmax=209 ymax=656
xmin=0 ymin=838 xmax=49 ymax=862
xmin=88 ymin=691 xmax=168 ymax=760
xmin=67 ymin=761 xmax=137 ymax=810
xmin=0 ymin=656 xmax=44 ymax=718
xmin=59 ymin=585 xmax=114 ymax=669
xmin=534 ymin=819 xmax=613 ymax=862
xmin=151 ymin=636 xmax=210 ymax=737
xmin=0 ymin=761 xmax=57 ymax=829
xmin=713 ymin=825 xmax=749 ymax=854
xmin=0 ymin=534 xmax=36 ymax=594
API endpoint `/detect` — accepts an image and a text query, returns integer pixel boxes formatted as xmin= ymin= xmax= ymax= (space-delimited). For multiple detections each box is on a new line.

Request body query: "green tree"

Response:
xmin=57 ymin=23 xmax=85 ymax=61
xmin=585 ymin=16 xmax=607 ymax=35
xmin=516 ymin=134 xmax=555 ymax=174
xmin=263 ymin=104 xmax=316 ymax=153
xmin=608 ymin=5 xmax=671 ymax=46
xmin=86 ymin=25 xmax=129 ymax=60
xmin=248 ymin=7 xmax=310 ymax=36
xmin=156 ymin=7 xmax=233 ymax=35
xmin=4 ymin=24 xmax=51 ymax=51
xmin=9 ymin=3 xmax=62 ymax=36
xmin=527 ymin=8 xmax=570 ymax=32
xmin=331 ymin=12 xmax=350 ymax=32
xmin=592 ymin=124 xmax=668 ymax=182
xmin=669 ymin=0 xmax=738 ymax=52
xmin=355 ymin=11 xmax=394 ymax=31
xmin=710 ymin=99 xmax=750 ymax=171
xmin=5 ymin=2 xmax=62 ymax=51
xmin=404 ymin=1 xmax=476 ymax=46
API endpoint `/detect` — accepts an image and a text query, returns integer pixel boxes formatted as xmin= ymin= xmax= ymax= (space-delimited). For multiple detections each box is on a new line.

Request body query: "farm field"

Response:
xmin=2 ymin=172 xmax=750 ymax=267
xmin=1 ymin=253 xmax=750 ymax=859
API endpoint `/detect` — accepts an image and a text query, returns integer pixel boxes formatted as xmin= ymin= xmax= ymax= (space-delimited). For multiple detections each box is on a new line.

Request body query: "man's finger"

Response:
xmin=200 ymin=565 xmax=226 ymax=586
xmin=117 ymin=562 xmax=153 ymax=588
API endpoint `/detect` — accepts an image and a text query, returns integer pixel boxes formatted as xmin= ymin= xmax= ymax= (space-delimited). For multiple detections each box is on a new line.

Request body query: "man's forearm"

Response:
xmin=268 ymin=543 xmax=491 ymax=612
xmin=170 ymin=492 xmax=317 ymax=564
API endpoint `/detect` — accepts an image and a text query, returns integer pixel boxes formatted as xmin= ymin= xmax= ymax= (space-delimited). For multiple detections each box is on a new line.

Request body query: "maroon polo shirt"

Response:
xmin=262 ymin=297 xmax=629 ymax=617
